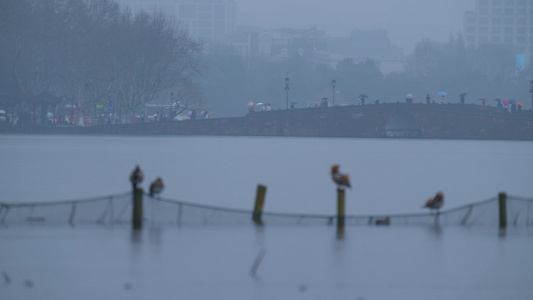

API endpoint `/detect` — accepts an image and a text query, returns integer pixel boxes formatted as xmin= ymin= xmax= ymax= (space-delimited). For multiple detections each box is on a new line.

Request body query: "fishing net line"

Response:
xmin=1 ymin=193 xmax=532 ymax=227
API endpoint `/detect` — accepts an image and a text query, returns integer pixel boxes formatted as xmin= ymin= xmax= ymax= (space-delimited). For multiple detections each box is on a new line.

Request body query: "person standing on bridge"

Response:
xmin=460 ymin=93 xmax=466 ymax=105
xmin=426 ymin=94 xmax=430 ymax=104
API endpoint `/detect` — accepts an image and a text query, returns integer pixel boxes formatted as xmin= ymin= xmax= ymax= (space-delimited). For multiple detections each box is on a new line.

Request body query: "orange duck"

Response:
xmin=330 ymin=165 xmax=351 ymax=189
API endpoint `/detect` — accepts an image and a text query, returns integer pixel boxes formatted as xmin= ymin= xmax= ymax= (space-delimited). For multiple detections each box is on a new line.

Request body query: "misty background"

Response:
xmin=2 ymin=2 xmax=533 ymax=298
xmin=1 ymin=0 xmax=532 ymax=120
xmin=236 ymin=0 xmax=474 ymax=54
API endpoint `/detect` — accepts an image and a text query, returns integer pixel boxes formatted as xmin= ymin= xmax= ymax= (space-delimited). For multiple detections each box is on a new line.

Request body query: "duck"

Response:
xmin=423 ymin=192 xmax=444 ymax=214
xmin=330 ymin=165 xmax=351 ymax=189
xmin=149 ymin=177 xmax=164 ymax=198
xmin=375 ymin=217 xmax=390 ymax=226
xmin=129 ymin=165 xmax=143 ymax=190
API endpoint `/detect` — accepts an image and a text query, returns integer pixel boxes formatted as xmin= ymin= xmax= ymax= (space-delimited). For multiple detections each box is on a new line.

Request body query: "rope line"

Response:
xmin=1 ymin=192 xmax=531 ymax=226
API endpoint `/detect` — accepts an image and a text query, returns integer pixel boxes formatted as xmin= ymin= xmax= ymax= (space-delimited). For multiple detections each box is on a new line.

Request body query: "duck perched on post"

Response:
xmin=129 ymin=165 xmax=144 ymax=190
xmin=423 ymin=192 xmax=444 ymax=214
xmin=149 ymin=177 xmax=164 ymax=198
xmin=330 ymin=165 xmax=351 ymax=189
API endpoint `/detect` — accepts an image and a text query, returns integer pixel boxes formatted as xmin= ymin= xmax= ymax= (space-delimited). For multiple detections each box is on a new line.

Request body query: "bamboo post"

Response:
xmin=252 ymin=185 xmax=267 ymax=225
xmin=337 ymin=188 xmax=345 ymax=230
xmin=498 ymin=192 xmax=507 ymax=229
xmin=132 ymin=188 xmax=143 ymax=230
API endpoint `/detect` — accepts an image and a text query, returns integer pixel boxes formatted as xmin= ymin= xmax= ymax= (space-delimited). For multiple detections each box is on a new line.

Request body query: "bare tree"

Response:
xmin=110 ymin=11 xmax=202 ymax=119
xmin=0 ymin=0 xmax=203 ymax=124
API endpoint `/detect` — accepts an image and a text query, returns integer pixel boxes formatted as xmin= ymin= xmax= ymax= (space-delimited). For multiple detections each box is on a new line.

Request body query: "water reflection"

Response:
xmin=254 ymin=224 xmax=266 ymax=244
xmin=130 ymin=228 xmax=143 ymax=244
xmin=426 ymin=223 xmax=443 ymax=238
xmin=430 ymin=215 xmax=444 ymax=236
xmin=249 ymin=247 xmax=267 ymax=277
xmin=2 ymin=225 xmax=532 ymax=299
xmin=332 ymin=229 xmax=346 ymax=262
xmin=336 ymin=225 xmax=345 ymax=240
xmin=148 ymin=226 xmax=163 ymax=245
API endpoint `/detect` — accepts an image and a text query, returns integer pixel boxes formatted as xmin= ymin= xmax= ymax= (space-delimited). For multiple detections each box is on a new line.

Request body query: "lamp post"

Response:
xmin=332 ymin=79 xmax=336 ymax=107
xmin=530 ymin=80 xmax=533 ymax=111
xmin=170 ymin=92 xmax=174 ymax=120
xmin=285 ymin=77 xmax=290 ymax=110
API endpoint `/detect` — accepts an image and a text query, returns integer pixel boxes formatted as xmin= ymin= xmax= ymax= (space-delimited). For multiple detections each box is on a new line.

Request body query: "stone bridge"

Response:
xmin=4 ymin=103 xmax=533 ymax=140
xmin=239 ymin=103 xmax=533 ymax=140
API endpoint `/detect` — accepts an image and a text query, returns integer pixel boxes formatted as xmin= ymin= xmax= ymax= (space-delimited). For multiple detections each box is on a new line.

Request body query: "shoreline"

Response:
xmin=1 ymin=103 xmax=532 ymax=141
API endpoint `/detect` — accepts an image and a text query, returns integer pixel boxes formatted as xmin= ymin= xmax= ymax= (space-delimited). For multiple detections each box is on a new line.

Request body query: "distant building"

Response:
xmin=328 ymin=29 xmax=405 ymax=74
xmin=118 ymin=0 xmax=236 ymax=45
xmin=231 ymin=26 xmax=262 ymax=61
xmin=233 ymin=26 xmax=405 ymax=74
xmin=464 ymin=0 xmax=533 ymax=66
xmin=119 ymin=1 xmax=405 ymax=73
xmin=377 ymin=60 xmax=406 ymax=75
xmin=238 ymin=25 xmax=329 ymax=66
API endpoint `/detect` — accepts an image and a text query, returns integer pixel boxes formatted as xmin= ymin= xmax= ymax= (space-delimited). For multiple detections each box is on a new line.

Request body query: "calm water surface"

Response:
xmin=1 ymin=135 xmax=532 ymax=299
xmin=1 ymin=135 xmax=532 ymax=214
xmin=1 ymin=225 xmax=532 ymax=300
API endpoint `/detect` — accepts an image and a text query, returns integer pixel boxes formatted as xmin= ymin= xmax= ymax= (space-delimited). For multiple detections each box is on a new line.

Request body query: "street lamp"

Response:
xmin=529 ymin=80 xmax=533 ymax=110
xmin=332 ymin=79 xmax=336 ymax=107
xmin=170 ymin=92 xmax=174 ymax=120
xmin=285 ymin=77 xmax=290 ymax=110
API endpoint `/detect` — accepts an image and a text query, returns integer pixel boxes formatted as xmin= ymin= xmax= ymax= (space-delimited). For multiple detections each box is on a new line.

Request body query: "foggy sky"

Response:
xmin=235 ymin=0 xmax=475 ymax=54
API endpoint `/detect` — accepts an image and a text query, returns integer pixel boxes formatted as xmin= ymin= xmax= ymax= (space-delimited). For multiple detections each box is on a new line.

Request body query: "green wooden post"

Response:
xmin=337 ymin=188 xmax=345 ymax=230
xmin=132 ymin=188 xmax=143 ymax=230
xmin=498 ymin=192 xmax=507 ymax=229
xmin=252 ymin=185 xmax=267 ymax=225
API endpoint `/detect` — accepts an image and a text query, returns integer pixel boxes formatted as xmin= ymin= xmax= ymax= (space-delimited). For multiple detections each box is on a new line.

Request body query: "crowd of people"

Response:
xmin=247 ymin=92 xmax=526 ymax=114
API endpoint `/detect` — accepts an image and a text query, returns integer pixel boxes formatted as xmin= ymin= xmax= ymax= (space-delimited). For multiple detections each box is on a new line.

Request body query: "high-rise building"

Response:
xmin=464 ymin=0 xmax=533 ymax=66
xmin=119 ymin=0 xmax=236 ymax=44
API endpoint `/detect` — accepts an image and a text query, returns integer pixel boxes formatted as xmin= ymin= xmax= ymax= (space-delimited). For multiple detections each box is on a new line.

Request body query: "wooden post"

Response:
xmin=337 ymin=188 xmax=345 ymax=230
xmin=252 ymin=185 xmax=267 ymax=225
xmin=132 ymin=188 xmax=143 ymax=230
xmin=498 ymin=192 xmax=507 ymax=229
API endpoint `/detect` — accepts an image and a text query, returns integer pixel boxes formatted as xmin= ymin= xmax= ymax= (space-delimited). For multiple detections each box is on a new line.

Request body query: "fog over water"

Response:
xmin=1 ymin=0 xmax=531 ymax=297
xmin=1 ymin=135 xmax=531 ymax=215
xmin=1 ymin=135 xmax=533 ymax=300
xmin=235 ymin=0 xmax=475 ymax=53
xmin=1 ymin=223 xmax=532 ymax=299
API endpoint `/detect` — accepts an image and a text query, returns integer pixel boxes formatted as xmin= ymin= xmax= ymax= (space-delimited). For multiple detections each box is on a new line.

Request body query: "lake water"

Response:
xmin=1 ymin=135 xmax=532 ymax=214
xmin=1 ymin=225 xmax=532 ymax=300
xmin=1 ymin=135 xmax=532 ymax=299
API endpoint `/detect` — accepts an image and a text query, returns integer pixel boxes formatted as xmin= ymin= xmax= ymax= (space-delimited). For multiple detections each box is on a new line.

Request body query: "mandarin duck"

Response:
xmin=330 ymin=165 xmax=351 ymax=189
xmin=423 ymin=192 xmax=444 ymax=214
xmin=129 ymin=165 xmax=144 ymax=190
xmin=149 ymin=177 xmax=164 ymax=198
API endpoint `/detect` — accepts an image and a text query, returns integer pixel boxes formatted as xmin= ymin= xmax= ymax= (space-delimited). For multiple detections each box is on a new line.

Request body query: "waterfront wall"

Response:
xmin=2 ymin=103 xmax=533 ymax=140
